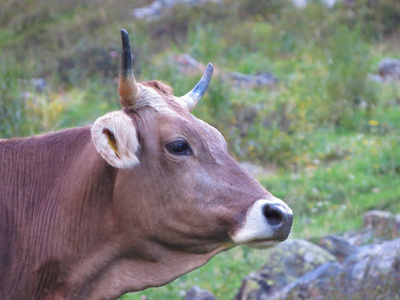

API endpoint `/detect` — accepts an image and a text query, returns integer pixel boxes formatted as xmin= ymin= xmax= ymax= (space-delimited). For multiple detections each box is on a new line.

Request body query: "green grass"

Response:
xmin=1 ymin=0 xmax=400 ymax=299
xmin=120 ymin=127 xmax=400 ymax=300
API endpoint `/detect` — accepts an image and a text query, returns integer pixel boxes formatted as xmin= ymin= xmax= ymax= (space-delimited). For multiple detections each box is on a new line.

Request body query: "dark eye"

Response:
xmin=166 ymin=140 xmax=193 ymax=156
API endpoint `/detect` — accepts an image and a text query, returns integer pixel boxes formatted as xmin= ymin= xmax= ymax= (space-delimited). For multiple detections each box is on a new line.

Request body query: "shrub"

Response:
xmin=0 ymin=58 xmax=30 ymax=138
xmin=336 ymin=0 xmax=400 ymax=40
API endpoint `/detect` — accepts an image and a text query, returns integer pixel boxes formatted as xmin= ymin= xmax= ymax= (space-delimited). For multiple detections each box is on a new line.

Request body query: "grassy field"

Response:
xmin=1 ymin=0 xmax=400 ymax=299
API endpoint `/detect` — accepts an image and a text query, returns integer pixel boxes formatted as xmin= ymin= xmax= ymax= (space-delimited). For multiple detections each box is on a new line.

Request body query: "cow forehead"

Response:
xmin=131 ymin=83 xmax=185 ymax=115
xmin=131 ymin=82 xmax=226 ymax=149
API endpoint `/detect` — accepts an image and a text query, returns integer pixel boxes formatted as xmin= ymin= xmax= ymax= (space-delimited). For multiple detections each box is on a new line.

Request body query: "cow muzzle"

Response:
xmin=230 ymin=198 xmax=293 ymax=249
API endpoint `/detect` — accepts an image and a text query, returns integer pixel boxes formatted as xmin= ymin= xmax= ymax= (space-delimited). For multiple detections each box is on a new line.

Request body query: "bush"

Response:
xmin=323 ymin=25 xmax=378 ymax=128
xmin=0 ymin=58 xmax=30 ymax=138
xmin=336 ymin=0 xmax=400 ymax=40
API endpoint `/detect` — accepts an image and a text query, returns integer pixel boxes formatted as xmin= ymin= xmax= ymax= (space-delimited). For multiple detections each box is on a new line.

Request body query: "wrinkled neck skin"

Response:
xmin=82 ymin=244 xmax=229 ymax=300
xmin=56 ymin=159 xmax=231 ymax=300
xmin=0 ymin=126 xmax=234 ymax=300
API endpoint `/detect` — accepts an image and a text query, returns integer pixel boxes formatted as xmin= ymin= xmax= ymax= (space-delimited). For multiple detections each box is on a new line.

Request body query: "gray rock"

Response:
xmin=378 ymin=58 xmax=400 ymax=80
xmin=235 ymin=239 xmax=336 ymax=300
xmin=31 ymin=78 xmax=47 ymax=92
xmin=363 ymin=210 xmax=400 ymax=239
xmin=236 ymin=233 xmax=400 ymax=299
xmin=277 ymin=262 xmax=344 ymax=299
xmin=227 ymin=72 xmax=278 ymax=88
xmin=132 ymin=0 xmax=222 ymax=21
xmin=291 ymin=0 xmax=307 ymax=8
xmin=282 ymin=238 xmax=400 ymax=299
xmin=371 ymin=57 xmax=400 ymax=82
xmin=167 ymin=54 xmax=278 ymax=89
xmin=185 ymin=286 xmax=216 ymax=300
xmin=319 ymin=234 xmax=358 ymax=262
xmin=344 ymin=210 xmax=400 ymax=245
xmin=291 ymin=0 xmax=338 ymax=8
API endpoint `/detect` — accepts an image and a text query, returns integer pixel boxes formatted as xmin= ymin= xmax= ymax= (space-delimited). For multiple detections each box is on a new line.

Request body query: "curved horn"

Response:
xmin=181 ymin=63 xmax=213 ymax=111
xmin=119 ymin=29 xmax=140 ymax=107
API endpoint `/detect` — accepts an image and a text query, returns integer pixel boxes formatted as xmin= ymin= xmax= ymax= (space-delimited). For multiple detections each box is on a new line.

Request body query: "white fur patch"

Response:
xmin=131 ymin=84 xmax=191 ymax=116
xmin=230 ymin=198 xmax=292 ymax=245
xmin=132 ymin=85 xmax=174 ymax=113
xmin=91 ymin=111 xmax=140 ymax=169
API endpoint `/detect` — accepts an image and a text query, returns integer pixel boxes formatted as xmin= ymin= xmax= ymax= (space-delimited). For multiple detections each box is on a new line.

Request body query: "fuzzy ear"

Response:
xmin=91 ymin=111 xmax=140 ymax=169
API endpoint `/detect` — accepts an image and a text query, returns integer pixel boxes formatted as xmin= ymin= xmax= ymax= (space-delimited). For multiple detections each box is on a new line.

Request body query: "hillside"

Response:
xmin=1 ymin=0 xmax=400 ymax=299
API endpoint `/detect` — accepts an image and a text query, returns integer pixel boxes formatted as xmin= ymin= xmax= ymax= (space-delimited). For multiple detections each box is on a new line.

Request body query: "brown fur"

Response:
xmin=0 ymin=128 xmax=118 ymax=299
xmin=0 ymin=81 xmax=290 ymax=300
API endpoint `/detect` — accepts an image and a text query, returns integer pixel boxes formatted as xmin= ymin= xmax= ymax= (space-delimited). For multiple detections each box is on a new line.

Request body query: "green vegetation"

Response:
xmin=1 ymin=0 xmax=400 ymax=299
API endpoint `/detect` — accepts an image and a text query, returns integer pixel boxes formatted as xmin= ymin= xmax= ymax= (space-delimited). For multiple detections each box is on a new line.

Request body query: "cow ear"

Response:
xmin=91 ymin=111 xmax=140 ymax=169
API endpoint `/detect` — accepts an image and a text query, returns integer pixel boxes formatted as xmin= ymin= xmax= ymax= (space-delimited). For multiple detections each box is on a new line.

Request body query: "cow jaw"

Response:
xmin=230 ymin=198 xmax=293 ymax=249
xmin=84 ymin=243 xmax=229 ymax=300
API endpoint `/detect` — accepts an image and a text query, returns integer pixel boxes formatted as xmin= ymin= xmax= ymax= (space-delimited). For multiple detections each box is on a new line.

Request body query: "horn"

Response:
xmin=119 ymin=29 xmax=140 ymax=107
xmin=181 ymin=63 xmax=213 ymax=111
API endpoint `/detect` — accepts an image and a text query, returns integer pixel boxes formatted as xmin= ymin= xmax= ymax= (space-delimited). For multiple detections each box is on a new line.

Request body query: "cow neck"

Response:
xmin=0 ymin=127 xmax=121 ymax=299
xmin=50 ymin=127 xmax=123 ymax=299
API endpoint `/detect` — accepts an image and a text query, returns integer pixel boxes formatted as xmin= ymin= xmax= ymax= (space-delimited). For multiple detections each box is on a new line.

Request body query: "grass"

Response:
xmin=1 ymin=0 xmax=400 ymax=299
xmin=121 ymin=125 xmax=400 ymax=300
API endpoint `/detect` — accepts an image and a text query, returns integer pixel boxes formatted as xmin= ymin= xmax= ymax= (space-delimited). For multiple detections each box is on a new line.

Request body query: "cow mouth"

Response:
xmin=245 ymin=239 xmax=279 ymax=249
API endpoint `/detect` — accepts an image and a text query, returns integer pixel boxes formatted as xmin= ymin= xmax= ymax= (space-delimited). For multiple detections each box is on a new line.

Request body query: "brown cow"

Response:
xmin=0 ymin=29 xmax=292 ymax=300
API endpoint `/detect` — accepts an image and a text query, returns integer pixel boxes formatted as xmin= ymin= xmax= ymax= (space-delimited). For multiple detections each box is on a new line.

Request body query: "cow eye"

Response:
xmin=166 ymin=140 xmax=193 ymax=156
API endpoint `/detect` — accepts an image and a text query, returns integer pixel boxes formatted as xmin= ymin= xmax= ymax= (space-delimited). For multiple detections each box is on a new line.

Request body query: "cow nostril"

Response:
xmin=263 ymin=205 xmax=283 ymax=227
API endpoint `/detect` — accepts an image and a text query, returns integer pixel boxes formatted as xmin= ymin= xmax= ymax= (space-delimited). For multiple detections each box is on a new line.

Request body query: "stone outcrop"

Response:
xmin=318 ymin=234 xmax=357 ymax=262
xmin=132 ymin=0 xmax=222 ymax=21
xmin=170 ymin=53 xmax=278 ymax=89
xmin=185 ymin=286 xmax=217 ymax=300
xmin=363 ymin=209 xmax=400 ymax=239
xmin=369 ymin=57 xmax=400 ymax=82
xmin=235 ymin=239 xmax=337 ymax=300
xmin=235 ymin=210 xmax=400 ymax=300
xmin=279 ymin=238 xmax=400 ymax=299
xmin=378 ymin=58 xmax=400 ymax=81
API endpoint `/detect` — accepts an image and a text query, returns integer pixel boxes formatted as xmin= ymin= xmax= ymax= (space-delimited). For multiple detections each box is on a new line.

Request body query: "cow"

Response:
xmin=0 ymin=29 xmax=293 ymax=300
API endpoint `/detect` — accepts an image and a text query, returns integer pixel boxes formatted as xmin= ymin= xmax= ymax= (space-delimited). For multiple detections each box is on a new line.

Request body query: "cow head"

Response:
xmin=90 ymin=29 xmax=292 ymax=292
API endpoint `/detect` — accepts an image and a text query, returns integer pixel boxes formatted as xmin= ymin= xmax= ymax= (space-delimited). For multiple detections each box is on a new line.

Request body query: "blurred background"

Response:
xmin=1 ymin=0 xmax=400 ymax=299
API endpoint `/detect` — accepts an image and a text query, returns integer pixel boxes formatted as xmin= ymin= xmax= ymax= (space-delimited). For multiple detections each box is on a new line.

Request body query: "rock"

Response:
xmin=291 ymin=0 xmax=308 ymax=8
xmin=291 ymin=0 xmax=338 ymax=8
xmin=237 ymin=229 xmax=400 ymax=299
xmin=132 ymin=0 xmax=222 ymax=21
xmin=371 ymin=58 xmax=400 ymax=82
xmin=344 ymin=210 xmax=400 ymax=245
xmin=185 ymin=286 xmax=216 ymax=300
xmin=235 ymin=239 xmax=336 ymax=300
xmin=343 ymin=227 xmax=376 ymax=246
xmin=168 ymin=54 xmax=277 ymax=89
xmin=281 ymin=238 xmax=400 ymax=299
xmin=378 ymin=58 xmax=400 ymax=80
xmin=132 ymin=1 xmax=163 ymax=20
xmin=276 ymin=262 xmax=343 ymax=299
xmin=363 ymin=210 xmax=400 ymax=239
xmin=31 ymin=78 xmax=47 ymax=92
xmin=318 ymin=234 xmax=358 ymax=262
xmin=226 ymin=71 xmax=278 ymax=88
